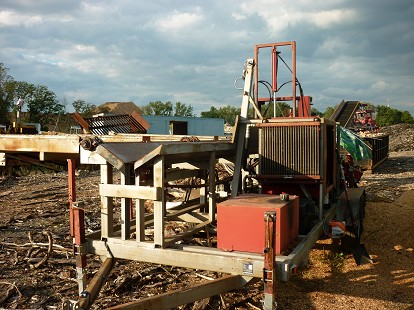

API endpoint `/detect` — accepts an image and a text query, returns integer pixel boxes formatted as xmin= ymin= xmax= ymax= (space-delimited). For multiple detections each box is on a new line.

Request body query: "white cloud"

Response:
xmin=309 ymin=9 xmax=358 ymax=28
xmin=370 ymin=80 xmax=389 ymax=91
xmin=231 ymin=12 xmax=247 ymax=21
xmin=152 ymin=9 xmax=205 ymax=33
xmin=0 ymin=10 xmax=43 ymax=27
xmin=238 ymin=1 xmax=358 ymax=34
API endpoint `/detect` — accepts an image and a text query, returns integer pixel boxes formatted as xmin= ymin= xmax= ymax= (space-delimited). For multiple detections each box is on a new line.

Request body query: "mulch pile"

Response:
xmin=380 ymin=123 xmax=414 ymax=152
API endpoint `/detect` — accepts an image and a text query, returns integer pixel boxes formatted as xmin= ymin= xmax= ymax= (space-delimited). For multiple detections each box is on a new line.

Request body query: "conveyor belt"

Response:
xmin=330 ymin=100 xmax=360 ymax=127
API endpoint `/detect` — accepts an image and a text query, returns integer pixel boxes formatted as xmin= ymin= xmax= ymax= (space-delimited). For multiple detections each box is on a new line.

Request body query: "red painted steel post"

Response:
xmin=263 ymin=211 xmax=276 ymax=310
xmin=271 ymin=46 xmax=278 ymax=93
xmin=68 ymin=158 xmax=88 ymax=295
xmin=291 ymin=42 xmax=297 ymax=117
xmin=68 ymin=159 xmax=76 ymax=237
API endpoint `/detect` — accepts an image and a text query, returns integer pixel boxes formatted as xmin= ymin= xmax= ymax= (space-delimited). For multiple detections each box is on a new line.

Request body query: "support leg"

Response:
xmin=101 ymin=162 xmax=113 ymax=238
xmin=208 ymin=151 xmax=216 ymax=222
xmin=136 ymin=170 xmax=145 ymax=242
xmin=68 ymin=158 xmax=87 ymax=295
xmin=263 ymin=211 xmax=277 ymax=310
xmin=153 ymin=156 xmax=165 ymax=247
xmin=121 ymin=163 xmax=131 ymax=240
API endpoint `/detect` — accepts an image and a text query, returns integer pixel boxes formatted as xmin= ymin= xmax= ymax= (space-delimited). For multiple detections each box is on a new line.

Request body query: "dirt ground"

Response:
xmin=0 ymin=139 xmax=414 ymax=309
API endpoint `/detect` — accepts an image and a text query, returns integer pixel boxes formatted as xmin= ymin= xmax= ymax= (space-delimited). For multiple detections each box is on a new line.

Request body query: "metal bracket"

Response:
xmin=72 ymin=201 xmax=85 ymax=210
xmin=73 ymin=243 xmax=88 ymax=256
xmin=0 ymin=152 xmax=6 ymax=166
xmin=62 ymin=299 xmax=81 ymax=310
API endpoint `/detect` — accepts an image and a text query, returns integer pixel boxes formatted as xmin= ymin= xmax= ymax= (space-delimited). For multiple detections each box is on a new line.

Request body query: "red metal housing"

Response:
xmin=217 ymin=194 xmax=299 ymax=255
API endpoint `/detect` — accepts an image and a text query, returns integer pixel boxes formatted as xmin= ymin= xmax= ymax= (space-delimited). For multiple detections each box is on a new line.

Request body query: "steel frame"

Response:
xmin=64 ymin=135 xmax=337 ymax=308
xmin=254 ymin=42 xmax=297 ymax=116
xmin=0 ymin=129 xmax=339 ymax=309
xmin=0 ymin=42 xmax=351 ymax=309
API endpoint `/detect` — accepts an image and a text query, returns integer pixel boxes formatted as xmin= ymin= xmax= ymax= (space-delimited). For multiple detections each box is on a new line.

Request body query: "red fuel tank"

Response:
xmin=217 ymin=193 xmax=299 ymax=255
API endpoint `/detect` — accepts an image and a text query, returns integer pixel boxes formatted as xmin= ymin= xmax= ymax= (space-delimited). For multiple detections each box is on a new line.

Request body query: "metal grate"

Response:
xmin=259 ymin=125 xmax=320 ymax=176
xmin=75 ymin=111 xmax=150 ymax=135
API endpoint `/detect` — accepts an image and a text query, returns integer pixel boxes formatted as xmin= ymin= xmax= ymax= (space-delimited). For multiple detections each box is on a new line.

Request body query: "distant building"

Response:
xmin=92 ymin=102 xmax=225 ymax=136
xmin=143 ymin=115 xmax=224 ymax=136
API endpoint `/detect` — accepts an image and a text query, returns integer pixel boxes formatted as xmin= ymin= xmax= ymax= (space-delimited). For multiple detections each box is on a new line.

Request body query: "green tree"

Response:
xmin=141 ymin=101 xmax=194 ymax=117
xmin=0 ymin=63 xmax=14 ymax=125
xmin=376 ymin=105 xmax=403 ymax=126
xmin=10 ymin=82 xmax=65 ymax=126
xmin=141 ymin=101 xmax=173 ymax=116
xmin=9 ymin=81 xmax=36 ymax=110
xmin=257 ymin=102 xmax=291 ymax=118
xmin=73 ymin=99 xmax=97 ymax=118
xmin=323 ymin=106 xmax=337 ymax=118
xmin=311 ymin=107 xmax=323 ymax=117
xmin=200 ymin=105 xmax=240 ymax=126
xmin=401 ymin=110 xmax=414 ymax=124
xmin=173 ymin=101 xmax=194 ymax=117
xmin=28 ymin=85 xmax=65 ymax=124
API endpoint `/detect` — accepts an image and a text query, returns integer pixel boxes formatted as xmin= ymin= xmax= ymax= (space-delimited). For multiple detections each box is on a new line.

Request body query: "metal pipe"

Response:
xmin=254 ymin=46 xmax=259 ymax=107
xmin=76 ymin=257 xmax=114 ymax=310
xmin=272 ymin=46 xmax=278 ymax=118
xmin=291 ymin=42 xmax=297 ymax=117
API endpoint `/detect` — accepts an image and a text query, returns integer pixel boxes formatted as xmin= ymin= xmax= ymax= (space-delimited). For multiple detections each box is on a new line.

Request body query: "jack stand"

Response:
xmin=263 ymin=211 xmax=277 ymax=309
xmin=68 ymin=159 xmax=88 ymax=294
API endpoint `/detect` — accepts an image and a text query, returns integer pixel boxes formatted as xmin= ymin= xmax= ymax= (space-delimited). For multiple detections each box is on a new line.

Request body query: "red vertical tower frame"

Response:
xmin=254 ymin=41 xmax=297 ymax=117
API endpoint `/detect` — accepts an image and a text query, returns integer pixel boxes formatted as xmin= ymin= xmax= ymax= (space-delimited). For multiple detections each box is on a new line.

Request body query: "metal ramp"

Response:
xmin=330 ymin=100 xmax=361 ymax=127
xmin=74 ymin=111 xmax=150 ymax=135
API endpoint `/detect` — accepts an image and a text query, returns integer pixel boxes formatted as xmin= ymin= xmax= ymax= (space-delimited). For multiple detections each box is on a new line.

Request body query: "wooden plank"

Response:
xmin=153 ymin=156 xmax=165 ymax=247
xmin=99 ymin=184 xmax=161 ymax=200
xmin=135 ymin=173 xmax=145 ymax=242
xmin=121 ymin=164 xmax=131 ymax=241
xmin=170 ymin=212 xmax=209 ymax=224
xmin=100 ymin=163 xmax=114 ymax=238
xmin=165 ymin=168 xmax=199 ymax=182
xmin=163 ymin=221 xmax=209 ymax=247
xmin=107 ymin=275 xmax=254 ymax=310
xmin=87 ymin=239 xmax=264 ymax=278
xmin=209 ymin=151 xmax=216 ymax=222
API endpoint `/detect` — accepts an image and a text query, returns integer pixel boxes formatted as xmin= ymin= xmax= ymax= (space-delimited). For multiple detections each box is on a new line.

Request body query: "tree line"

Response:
xmin=1 ymin=62 xmax=412 ymax=129
xmin=0 ymin=63 xmax=65 ymax=127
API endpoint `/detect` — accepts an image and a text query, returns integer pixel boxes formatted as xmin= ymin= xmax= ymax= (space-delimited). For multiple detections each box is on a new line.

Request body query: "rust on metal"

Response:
xmin=256 ymin=121 xmax=321 ymax=127
xmin=0 ymin=134 xmax=80 ymax=154
xmin=75 ymin=111 xmax=150 ymax=135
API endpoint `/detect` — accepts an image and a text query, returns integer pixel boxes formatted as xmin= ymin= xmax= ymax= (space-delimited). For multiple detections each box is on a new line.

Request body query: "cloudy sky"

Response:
xmin=1 ymin=0 xmax=413 ymax=116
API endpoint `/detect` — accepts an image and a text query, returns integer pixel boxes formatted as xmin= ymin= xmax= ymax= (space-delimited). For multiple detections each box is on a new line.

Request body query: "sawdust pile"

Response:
xmin=380 ymin=123 xmax=414 ymax=152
